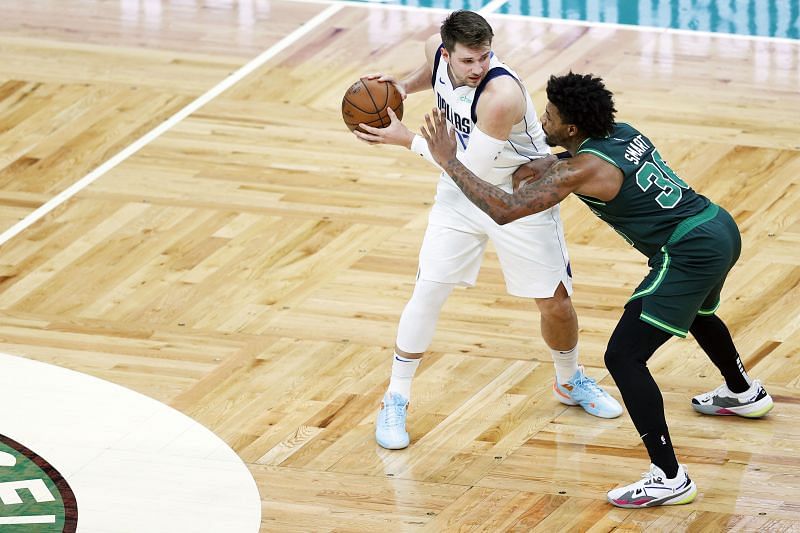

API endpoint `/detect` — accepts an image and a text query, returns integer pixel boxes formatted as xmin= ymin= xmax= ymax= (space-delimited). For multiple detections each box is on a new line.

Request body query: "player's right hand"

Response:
xmin=512 ymin=155 xmax=557 ymax=191
xmin=354 ymin=107 xmax=414 ymax=147
xmin=363 ymin=73 xmax=408 ymax=100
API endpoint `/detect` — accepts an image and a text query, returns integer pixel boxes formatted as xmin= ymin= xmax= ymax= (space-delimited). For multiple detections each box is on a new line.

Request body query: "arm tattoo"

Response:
xmin=442 ymin=158 xmax=574 ymax=224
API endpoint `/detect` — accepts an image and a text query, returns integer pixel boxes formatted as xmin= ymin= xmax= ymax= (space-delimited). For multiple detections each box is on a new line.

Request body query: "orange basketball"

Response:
xmin=341 ymin=78 xmax=404 ymax=133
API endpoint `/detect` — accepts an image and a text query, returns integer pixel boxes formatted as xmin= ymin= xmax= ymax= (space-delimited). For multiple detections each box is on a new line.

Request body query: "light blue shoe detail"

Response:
xmin=375 ymin=392 xmax=410 ymax=449
xmin=553 ymin=366 xmax=623 ymax=419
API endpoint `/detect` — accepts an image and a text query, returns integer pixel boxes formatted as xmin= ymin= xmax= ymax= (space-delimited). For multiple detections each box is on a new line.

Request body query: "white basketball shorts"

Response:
xmin=417 ymin=174 xmax=573 ymax=298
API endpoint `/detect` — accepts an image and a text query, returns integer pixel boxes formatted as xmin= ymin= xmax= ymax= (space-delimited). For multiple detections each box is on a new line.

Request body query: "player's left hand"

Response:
xmin=420 ymin=108 xmax=456 ymax=168
xmin=354 ymin=107 xmax=413 ymax=147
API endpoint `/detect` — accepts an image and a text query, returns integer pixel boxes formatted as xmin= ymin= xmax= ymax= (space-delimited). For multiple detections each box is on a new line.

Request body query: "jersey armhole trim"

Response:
xmin=576 ymin=148 xmax=620 ymax=168
xmin=431 ymin=44 xmax=444 ymax=88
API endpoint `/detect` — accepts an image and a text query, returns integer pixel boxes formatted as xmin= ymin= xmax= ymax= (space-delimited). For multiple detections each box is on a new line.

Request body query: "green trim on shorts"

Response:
xmin=697 ymin=300 xmax=721 ymax=315
xmin=667 ymin=203 xmax=719 ymax=244
xmin=629 ymin=246 xmax=670 ymax=301
xmin=640 ymin=312 xmax=689 ymax=338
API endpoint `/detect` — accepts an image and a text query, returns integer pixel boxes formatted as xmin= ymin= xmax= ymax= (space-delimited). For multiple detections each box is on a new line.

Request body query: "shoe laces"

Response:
xmin=572 ymin=373 xmax=606 ymax=399
xmin=641 ymin=468 xmax=664 ymax=485
xmin=382 ymin=396 xmax=407 ymax=428
xmin=700 ymin=383 xmax=729 ymax=400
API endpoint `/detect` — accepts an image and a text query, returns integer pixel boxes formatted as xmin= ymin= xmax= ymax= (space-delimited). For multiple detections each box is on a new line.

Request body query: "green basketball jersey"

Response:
xmin=575 ymin=122 xmax=710 ymax=257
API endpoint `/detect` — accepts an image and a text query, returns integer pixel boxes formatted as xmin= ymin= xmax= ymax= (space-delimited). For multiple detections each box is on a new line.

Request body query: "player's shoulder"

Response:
xmin=424 ymin=35 xmax=443 ymax=64
xmin=477 ymin=75 xmax=525 ymax=112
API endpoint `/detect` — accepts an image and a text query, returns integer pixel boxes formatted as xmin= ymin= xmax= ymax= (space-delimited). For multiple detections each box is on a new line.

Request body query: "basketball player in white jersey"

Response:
xmin=354 ymin=10 xmax=622 ymax=450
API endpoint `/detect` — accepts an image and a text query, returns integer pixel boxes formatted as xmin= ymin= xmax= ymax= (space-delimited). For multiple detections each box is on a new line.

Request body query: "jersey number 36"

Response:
xmin=636 ymin=150 xmax=689 ymax=209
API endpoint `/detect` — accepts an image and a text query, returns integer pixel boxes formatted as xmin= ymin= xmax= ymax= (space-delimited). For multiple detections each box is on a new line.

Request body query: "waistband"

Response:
xmin=666 ymin=203 xmax=719 ymax=245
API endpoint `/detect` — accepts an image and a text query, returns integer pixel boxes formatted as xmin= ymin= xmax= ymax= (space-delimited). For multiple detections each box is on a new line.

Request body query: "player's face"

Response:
xmin=443 ymin=42 xmax=492 ymax=88
xmin=541 ymin=102 xmax=569 ymax=147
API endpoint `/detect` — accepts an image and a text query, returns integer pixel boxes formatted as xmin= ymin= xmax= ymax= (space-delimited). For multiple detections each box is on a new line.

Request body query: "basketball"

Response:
xmin=341 ymin=78 xmax=404 ymax=133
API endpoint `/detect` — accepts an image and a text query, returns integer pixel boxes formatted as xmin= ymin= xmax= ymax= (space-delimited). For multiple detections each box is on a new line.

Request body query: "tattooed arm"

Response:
xmin=420 ymin=108 xmax=585 ymax=225
xmin=440 ymin=157 xmax=580 ymax=224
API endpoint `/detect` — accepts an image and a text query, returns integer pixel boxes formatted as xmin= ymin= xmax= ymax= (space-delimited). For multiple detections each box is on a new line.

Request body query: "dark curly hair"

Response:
xmin=546 ymin=72 xmax=616 ymax=138
xmin=440 ymin=10 xmax=493 ymax=52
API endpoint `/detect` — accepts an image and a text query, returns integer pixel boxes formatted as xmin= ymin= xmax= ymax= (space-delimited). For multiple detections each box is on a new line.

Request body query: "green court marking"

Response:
xmin=0 ymin=435 xmax=76 ymax=532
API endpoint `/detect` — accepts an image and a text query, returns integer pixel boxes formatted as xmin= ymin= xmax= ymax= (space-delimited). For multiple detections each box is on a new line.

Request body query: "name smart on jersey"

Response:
xmin=624 ymin=134 xmax=652 ymax=165
xmin=436 ymin=92 xmax=471 ymax=134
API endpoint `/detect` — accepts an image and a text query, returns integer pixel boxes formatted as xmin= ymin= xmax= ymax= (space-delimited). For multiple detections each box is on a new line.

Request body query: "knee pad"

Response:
xmin=395 ymin=279 xmax=456 ymax=354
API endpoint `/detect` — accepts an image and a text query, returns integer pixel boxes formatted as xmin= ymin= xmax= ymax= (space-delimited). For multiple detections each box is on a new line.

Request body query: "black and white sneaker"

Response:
xmin=691 ymin=379 xmax=773 ymax=418
xmin=607 ymin=464 xmax=697 ymax=508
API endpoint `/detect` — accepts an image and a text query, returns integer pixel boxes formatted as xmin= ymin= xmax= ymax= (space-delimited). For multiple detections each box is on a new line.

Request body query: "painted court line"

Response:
xmin=282 ymin=0 xmax=800 ymax=44
xmin=0 ymin=3 xmax=344 ymax=248
xmin=478 ymin=0 xmax=509 ymax=14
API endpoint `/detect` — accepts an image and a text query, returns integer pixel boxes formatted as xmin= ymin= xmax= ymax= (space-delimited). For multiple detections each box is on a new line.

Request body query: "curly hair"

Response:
xmin=440 ymin=10 xmax=493 ymax=52
xmin=546 ymin=72 xmax=616 ymax=138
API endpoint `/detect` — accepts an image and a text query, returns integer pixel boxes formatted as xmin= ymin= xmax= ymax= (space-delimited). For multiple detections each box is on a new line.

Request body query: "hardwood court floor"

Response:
xmin=1 ymin=1 xmax=799 ymax=531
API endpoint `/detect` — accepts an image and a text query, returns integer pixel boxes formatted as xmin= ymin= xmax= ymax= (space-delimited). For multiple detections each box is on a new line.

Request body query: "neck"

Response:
xmin=563 ymin=136 xmax=588 ymax=155
xmin=446 ymin=65 xmax=464 ymax=88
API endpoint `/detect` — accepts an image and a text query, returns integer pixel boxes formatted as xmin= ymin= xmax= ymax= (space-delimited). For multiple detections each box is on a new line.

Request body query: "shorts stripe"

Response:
xmin=629 ymin=246 xmax=670 ymax=301
xmin=697 ymin=300 xmax=721 ymax=315
xmin=640 ymin=312 xmax=689 ymax=338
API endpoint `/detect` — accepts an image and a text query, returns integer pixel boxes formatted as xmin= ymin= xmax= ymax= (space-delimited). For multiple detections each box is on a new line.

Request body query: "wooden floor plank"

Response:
xmin=0 ymin=2 xmax=798 ymax=531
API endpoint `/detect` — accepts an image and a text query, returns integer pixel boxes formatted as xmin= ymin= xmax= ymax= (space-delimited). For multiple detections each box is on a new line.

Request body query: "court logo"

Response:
xmin=0 ymin=434 xmax=77 ymax=532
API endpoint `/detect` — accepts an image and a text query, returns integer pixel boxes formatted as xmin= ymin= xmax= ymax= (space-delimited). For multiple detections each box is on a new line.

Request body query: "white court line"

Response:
xmin=282 ymin=0 xmax=800 ymax=45
xmin=0 ymin=3 xmax=344 ymax=248
xmin=478 ymin=0 xmax=509 ymax=14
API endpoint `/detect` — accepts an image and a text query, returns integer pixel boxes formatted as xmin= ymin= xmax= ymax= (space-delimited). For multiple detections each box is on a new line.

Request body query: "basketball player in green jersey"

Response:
xmin=419 ymin=72 xmax=774 ymax=508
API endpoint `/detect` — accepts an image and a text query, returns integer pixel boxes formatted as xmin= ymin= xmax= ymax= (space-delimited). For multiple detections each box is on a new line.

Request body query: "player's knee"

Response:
xmin=603 ymin=347 xmax=628 ymax=378
xmin=408 ymin=278 xmax=455 ymax=310
xmin=535 ymin=290 xmax=575 ymax=323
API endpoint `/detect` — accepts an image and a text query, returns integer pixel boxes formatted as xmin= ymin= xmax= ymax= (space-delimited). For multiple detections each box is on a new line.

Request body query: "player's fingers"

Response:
xmin=420 ymin=125 xmax=430 ymax=141
xmin=363 ymin=73 xmax=382 ymax=80
xmin=424 ymin=113 xmax=435 ymax=135
xmin=433 ymin=108 xmax=445 ymax=130
xmin=514 ymin=177 xmax=533 ymax=192
xmin=358 ymin=123 xmax=383 ymax=135
xmin=353 ymin=129 xmax=382 ymax=143
xmin=387 ymin=107 xmax=398 ymax=121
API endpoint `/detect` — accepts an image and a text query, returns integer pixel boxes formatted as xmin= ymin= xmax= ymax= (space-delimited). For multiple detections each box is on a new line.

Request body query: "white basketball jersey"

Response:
xmin=432 ymin=46 xmax=550 ymax=187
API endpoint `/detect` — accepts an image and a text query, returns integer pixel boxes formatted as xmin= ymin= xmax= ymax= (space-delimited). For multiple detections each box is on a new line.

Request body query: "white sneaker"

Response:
xmin=375 ymin=392 xmax=409 ymax=450
xmin=691 ymin=379 xmax=773 ymax=418
xmin=552 ymin=366 xmax=623 ymax=418
xmin=607 ymin=463 xmax=697 ymax=508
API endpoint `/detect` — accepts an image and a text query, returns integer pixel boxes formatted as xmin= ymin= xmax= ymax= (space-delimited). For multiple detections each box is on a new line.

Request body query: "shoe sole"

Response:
xmin=375 ymin=434 xmax=409 ymax=450
xmin=608 ymin=482 xmax=697 ymax=508
xmin=692 ymin=395 xmax=774 ymax=418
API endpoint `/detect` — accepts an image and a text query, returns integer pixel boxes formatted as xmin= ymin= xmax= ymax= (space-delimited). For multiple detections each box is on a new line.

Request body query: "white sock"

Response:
xmin=387 ymin=353 xmax=420 ymax=400
xmin=551 ymin=345 xmax=579 ymax=384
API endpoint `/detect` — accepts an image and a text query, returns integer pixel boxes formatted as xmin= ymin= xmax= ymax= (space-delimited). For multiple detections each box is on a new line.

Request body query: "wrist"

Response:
xmin=409 ymin=133 xmax=424 ymax=152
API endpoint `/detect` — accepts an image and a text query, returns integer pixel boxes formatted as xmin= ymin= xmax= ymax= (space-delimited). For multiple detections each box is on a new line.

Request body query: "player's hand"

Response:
xmin=354 ymin=107 xmax=413 ymax=147
xmin=363 ymin=73 xmax=408 ymax=100
xmin=512 ymin=155 xmax=557 ymax=191
xmin=420 ymin=108 xmax=456 ymax=168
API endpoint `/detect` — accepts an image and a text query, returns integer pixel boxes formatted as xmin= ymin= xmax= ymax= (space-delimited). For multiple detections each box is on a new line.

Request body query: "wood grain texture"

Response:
xmin=0 ymin=2 xmax=798 ymax=531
